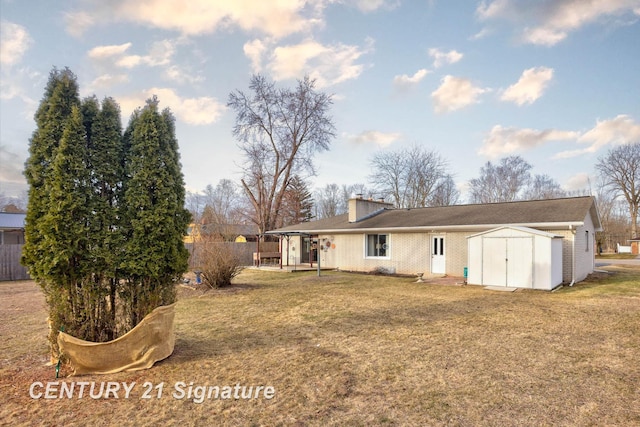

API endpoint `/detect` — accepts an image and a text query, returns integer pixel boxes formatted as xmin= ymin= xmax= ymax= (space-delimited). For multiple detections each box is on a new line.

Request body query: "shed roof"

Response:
xmin=267 ymin=196 xmax=601 ymax=234
xmin=466 ymin=226 xmax=564 ymax=239
xmin=0 ymin=212 xmax=26 ymax=230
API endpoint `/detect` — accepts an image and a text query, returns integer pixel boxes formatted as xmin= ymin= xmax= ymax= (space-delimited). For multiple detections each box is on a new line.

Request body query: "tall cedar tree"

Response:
xmin=83 ymin=96 xmax=125 ymax=340
xmin=22 ymin=69 xmax=88 ymax=351
xmin=121 ymin=97 xmax=191 ymax=328
xmin=23 ymin=68 xmax=81 ymax=282
xmin=24 ymin=68 xmax=190 ymax=356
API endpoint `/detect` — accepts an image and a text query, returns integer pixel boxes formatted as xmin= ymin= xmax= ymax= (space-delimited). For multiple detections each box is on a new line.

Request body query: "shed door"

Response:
xmin=482 ymin=237 xmax=533 ymax=287
xmin=506 ymin=237 xmax=533 ymax=288
xmin=482 ymin=238 xmax=507 ymax=286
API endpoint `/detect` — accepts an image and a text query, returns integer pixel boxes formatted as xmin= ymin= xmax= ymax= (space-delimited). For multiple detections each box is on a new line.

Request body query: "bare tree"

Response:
xmin=469 ymin=155 xmax=532 ymax=203
xmin=315 ymin=183 xmax=342 ymax=219
xmin=0 ymin=191 xmax=28 ymax=212
xmin=594 ymin=175 xmax=626 ymax=252
xmin=596 ymin=142 xmax=640 ymax=238
xmin=429 ymin=174 xmax=460 ymax=206
xmin=369 ymin=145 xmax=448 ymax=208
xmin=522 ymin=174 xmax=566 ymax=200
xmin=228 ymin=75 xmax=335 ymax=233
xmin=202 ymin=179 xmax=244 ymax=225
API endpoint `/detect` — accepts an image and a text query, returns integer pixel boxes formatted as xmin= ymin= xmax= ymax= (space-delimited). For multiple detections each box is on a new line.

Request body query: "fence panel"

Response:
xmin=186 ymin=241 xmax=280 ymax=269
xmin=0 ymin=244 xmax=30 ymax=281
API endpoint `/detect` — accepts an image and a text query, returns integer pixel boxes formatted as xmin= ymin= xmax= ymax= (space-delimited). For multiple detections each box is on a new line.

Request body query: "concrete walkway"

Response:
xmin=595 ymin=256 xmax=640 ymax=267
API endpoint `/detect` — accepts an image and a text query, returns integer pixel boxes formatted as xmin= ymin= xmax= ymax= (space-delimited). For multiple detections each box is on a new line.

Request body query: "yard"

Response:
xmin=1 ymin=266 xmax=639 ymax=426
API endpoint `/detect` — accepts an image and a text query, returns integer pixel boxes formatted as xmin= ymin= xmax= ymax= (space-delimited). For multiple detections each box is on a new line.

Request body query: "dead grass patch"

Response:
xmin=1 ymin=267 xmax=639 ymax=426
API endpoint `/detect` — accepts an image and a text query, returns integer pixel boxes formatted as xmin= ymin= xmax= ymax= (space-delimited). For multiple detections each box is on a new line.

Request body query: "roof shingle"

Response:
xmin=268 ymin=196 xmax=600 ymax=234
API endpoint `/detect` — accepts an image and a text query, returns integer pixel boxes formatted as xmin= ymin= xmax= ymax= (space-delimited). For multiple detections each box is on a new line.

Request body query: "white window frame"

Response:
xmin=365 ymin=233 xmax=390 ymax=259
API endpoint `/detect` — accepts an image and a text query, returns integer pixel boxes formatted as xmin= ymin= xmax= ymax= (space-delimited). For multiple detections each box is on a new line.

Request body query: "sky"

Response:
xmin=1 ymin=0 xmax=640 ymax=203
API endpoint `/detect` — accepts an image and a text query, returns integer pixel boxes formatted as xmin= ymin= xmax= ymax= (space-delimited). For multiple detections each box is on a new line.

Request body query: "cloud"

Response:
xmin=0 ymin=144 xmax=25 ymax=183
xmin=0 ymin=21 xmax=32 ymax=66
xmin=65 ymin=0 xmax=326 ymax=39
xmin=64 ymin=11 xmax=95 ymax=37
xmin=470 ymin=28 xmax=492 ymax=40
xmin=89 ymin=74 xmax=130 ymax=89
xmin=428 ymin=48 xmax=463 ymax=68
xmin=479 ymin=125 xmax=579 ymax=158
xmin=431 ymin=75 xmax=489 ymax=114
xmin=476 ymin=0 xmax=640 ymax=46
xmin=164 ymin=65 xmax=204 ymax=85
xmin=244 ymin=39 xmax=269 ymax=72
xmin=118 ymin=87 xmax=226 ymax=126
xmin=393 ymin=69 xmax=429 ymax=92
xmin=87 ymin=39 xmax=201 ymax=88
xmin=352 ymin=0 xmax=400 ymax=12
xmin=89 ymin=40 xmax=175 ymax=69
xmin=246 ymin=38 xmax=374 ymax=88
xmin=564 ymin=173 xmax=591 ymax=191
xmin=0 ymin=20 xmax=39 ymax=114
xmin=500 ymin=66 xmax=554 ymax=106
xmin=555 ymin=114 xmax=640 ymax=158
xmin=88 ymin=43 xmax=133 ymax=59
xmin=348 ymin=130 xmax=402 ymax=147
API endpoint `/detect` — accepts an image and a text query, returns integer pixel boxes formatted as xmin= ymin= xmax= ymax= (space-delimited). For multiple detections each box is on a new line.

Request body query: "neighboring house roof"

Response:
xmin=267 ymin=196 xmax=602 ymax=234
xmin=0 ymin=212 xmax=26 ymax=230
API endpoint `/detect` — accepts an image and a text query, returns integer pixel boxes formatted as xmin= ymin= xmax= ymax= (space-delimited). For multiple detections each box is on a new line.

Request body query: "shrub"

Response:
xmin=200 ymin=242 xmax=244 ymax=288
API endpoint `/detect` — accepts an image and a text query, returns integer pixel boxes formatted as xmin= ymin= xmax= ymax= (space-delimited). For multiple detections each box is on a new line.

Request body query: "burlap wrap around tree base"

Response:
xmin=57 ymin=303 xmax=176 ymax=375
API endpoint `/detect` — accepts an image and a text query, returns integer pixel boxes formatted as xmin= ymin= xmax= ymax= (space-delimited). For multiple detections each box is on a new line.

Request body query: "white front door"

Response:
xmin=431 ymin=236 xmax=445 ymax=274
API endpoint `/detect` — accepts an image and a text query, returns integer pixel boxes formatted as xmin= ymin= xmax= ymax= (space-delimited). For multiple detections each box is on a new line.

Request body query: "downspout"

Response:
xmin=569 ymin=225 xmax=576 ymax=286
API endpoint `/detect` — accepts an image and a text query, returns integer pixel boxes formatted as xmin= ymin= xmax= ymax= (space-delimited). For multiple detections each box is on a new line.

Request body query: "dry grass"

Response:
xmin=596 ymin=253 xmax=638 ymax=260
xmin=1 ymin=266 xmax=639 ymax=426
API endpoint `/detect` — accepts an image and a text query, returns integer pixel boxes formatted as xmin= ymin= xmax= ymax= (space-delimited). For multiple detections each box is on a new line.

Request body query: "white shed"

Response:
xmin=466 ymin=226 xmax=563 ymax=290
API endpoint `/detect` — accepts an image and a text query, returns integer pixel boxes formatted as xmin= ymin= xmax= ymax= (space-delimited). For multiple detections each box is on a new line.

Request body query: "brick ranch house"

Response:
xmin=266 ymin=196 xmax=602 ymax=290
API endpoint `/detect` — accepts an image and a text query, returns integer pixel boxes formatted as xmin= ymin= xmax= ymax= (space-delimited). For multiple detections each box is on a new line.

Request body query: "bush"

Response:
xmin=200 ymin=242 xmax=245 ymax=288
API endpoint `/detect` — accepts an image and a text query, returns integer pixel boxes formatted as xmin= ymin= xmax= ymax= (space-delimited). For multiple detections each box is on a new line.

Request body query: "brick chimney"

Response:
xmin=348 ymin=195 xmax=393 ymax=223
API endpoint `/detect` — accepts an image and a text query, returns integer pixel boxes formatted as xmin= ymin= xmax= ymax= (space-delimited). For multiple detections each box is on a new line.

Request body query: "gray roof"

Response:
xmin=0 ymin=212 xmax=26 ymax=230
xmin=268 ymin=196 xmax=601 ymax=234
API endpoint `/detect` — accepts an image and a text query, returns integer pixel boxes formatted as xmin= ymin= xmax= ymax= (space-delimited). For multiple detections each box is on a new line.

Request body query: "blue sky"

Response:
xmin=1 ymin=0 xmax=640 ymax=201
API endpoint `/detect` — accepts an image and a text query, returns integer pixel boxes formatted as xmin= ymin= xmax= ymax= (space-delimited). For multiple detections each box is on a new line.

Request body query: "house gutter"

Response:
xmin=266 ymin=221 xmax=586 ymax=236
xmin=569 ymin=225 xmax=576 ymax=286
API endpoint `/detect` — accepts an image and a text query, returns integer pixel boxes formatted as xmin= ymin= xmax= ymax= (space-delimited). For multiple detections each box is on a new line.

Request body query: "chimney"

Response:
xmin=348 ymin=196 xmax=393 ymax=223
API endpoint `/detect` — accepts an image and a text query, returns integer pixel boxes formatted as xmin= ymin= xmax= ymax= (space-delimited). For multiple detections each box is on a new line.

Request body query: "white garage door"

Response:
xmin=482 ymin=237 xmax=533 ymax=287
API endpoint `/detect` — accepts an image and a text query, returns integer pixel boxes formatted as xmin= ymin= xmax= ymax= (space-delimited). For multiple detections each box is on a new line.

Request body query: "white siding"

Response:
xmin=466 ymin=227 xmax=563 ymax=290
xmin=276 ymin=216 xmax=594 ymax=286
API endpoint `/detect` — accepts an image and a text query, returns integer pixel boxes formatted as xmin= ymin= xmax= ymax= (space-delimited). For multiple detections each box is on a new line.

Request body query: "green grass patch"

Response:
xmin=596 ymin=253 xmax=638 ymax=259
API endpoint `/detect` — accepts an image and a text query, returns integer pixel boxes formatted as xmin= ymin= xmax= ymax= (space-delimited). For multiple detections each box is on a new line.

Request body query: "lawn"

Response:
xmin=596 ymin=253 xmax=638 ymax=260
xmin=1 ymin=266 xmax=639 ymax=426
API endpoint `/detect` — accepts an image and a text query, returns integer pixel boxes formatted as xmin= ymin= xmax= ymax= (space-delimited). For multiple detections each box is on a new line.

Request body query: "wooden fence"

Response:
xmin=186 ymin=241 xmax=280 ymax=269
xmin=0 ymin=244 xmax=30 ymax=281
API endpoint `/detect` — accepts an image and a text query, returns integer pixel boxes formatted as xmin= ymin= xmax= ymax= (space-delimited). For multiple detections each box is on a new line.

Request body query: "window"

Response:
xmin=585 ymin=230 xmax=589 ymax=252
xmin=433 ymin=237 xmax=444 ymax=256
xmin=366 ymin=234 xmax=388 ymax=257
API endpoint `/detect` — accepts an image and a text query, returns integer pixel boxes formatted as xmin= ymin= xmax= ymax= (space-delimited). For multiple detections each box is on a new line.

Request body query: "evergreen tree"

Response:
xmin=24 ymin=68 xmax=190 ymax=357
xmin=279 ymin=176 xmax=314 ymax=226
xmin=23 ymin=68 xmax=81 ymax=281
xmin=36 ymin=104 xmax=93 ymax=347
xmin=84 ymin=96 xmax=125 ymax=340
xmin=121 ymin=97 xmax=190 ymax=327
